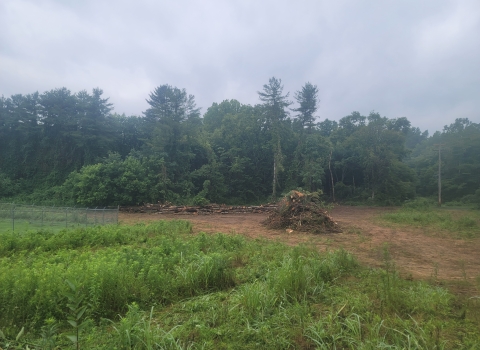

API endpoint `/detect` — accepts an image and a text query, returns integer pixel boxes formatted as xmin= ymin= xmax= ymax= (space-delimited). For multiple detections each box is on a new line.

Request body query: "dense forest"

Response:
xmin=1 ymin=78 xmax=479 ymax=207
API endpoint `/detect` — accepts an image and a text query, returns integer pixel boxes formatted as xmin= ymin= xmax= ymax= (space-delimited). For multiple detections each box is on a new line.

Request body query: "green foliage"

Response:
xmin=258 ymin=77 xmax=292 ymax=199
xmin=267 ymin=247 xmax=357 ymax=303
xmin=106 ymin=303 xmax=185 ymax=349
xmin=0 ymin=88 xmax=114 ymax=199
xmin=402 ymin=197 xmax=436 ymax=210
xmin=321 ymin=111 xmax=422 ymax=204
xmin=191 ymin=162 xmax=226 ymax=204
xmin=61 ymin=153 xmax=178 ymax=206
xmin=0 ymin=173 xmax=18 ymax=197
xmin=409 ymin=119 xmax=480 ymax=203
xmin=2 ymin=84 xmax=480 ymax=349
xmin=206 ymin=102 xmax=271 ymax=203
xmin=2 ymin=85 xmax=480 ymax=208
xmin=294 ymin=133 xmax=331 ymax=192
xmin=293 ymin=82 xmax=319 ymax=131
xmin=0 ymin=220 xmax=192 ymax=256
xmin=474 ymin=189 xmax=480 ymax=209
xmin=63 ymin=279 xmax=91 ymax=349
xmin=143 ymin=84 xmax=205 ymax=197
xmin=38 ymin=318 xmax=60 ymax=350
xmin=306 ymin=313 xmax=449 ymax=349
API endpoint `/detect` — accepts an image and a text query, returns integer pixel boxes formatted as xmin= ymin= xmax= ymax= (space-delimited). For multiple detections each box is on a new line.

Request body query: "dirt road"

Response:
xmin=119 ymin=206 xmax=480 ymax=287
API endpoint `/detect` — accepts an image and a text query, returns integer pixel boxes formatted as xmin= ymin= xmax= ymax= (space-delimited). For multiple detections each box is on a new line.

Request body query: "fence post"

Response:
xmin=1 ymin=203 xmax=115 ymax=230
xmin=117 ymin=205 xmax=119 ymax=224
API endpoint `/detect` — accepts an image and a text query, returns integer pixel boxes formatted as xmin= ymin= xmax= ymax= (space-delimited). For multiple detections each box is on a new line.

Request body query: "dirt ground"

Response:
xmin=119 ymin=206 xmax=480 ymax=291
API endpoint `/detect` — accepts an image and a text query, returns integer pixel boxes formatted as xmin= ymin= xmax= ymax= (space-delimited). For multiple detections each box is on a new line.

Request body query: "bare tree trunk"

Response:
xmin=329 ymin=150 xmax=335 ymax=202
xmin=273 ymin=156 xmax=277 ymax=200
xmin=437 ymin=144 xmax=443 ymax=206
xmin=370 ymin=167 xmax=375 ymax=200
xmin=272 ymin=139 xmax=283 ymax=200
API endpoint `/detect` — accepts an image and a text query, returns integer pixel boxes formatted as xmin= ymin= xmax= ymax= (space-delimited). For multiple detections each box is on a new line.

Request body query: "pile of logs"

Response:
xmin=120 ymin=203 xmax=278 ymax=215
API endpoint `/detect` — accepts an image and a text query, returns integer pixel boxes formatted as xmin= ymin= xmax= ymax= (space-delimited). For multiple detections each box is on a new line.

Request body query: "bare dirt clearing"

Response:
xmin=119 ymin=206 xmax=480 ymax=288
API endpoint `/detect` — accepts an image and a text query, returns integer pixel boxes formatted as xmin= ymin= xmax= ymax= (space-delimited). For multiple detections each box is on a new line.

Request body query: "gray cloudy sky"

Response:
xmin=1 ymin=0 xmax=479 ymax=133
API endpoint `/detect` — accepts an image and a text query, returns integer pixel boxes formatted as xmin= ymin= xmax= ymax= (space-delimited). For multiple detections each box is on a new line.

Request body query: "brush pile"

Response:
xmin=264 ymin=190 xmax=340 ymax=233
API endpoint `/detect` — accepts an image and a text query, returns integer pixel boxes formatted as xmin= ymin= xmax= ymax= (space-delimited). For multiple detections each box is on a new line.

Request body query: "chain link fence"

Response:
xmin=0 ymin=203 xmax=118 ymax=232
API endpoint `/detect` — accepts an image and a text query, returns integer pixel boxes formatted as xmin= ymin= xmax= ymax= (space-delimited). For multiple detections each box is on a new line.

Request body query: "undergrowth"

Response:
xmin=0 ymin=221 xmax=479 ymax=349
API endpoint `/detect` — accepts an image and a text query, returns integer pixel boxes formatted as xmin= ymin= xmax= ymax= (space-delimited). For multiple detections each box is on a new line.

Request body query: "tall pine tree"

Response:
xmin=293 ymin=82 xmax=319 ymax=133
xmin=258 ymin=77 xmax=291 ymax=199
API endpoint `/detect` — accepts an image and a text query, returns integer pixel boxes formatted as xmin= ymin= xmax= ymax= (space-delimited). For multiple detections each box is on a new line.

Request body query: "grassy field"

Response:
xmin=0 ymin=203 xmax=118 ymax=235
xmin=378 ymin=203 xmax=480 ymax=238
xmin=0 ymin=219 xmax=86 ymax=234
xmin=0 ymin=221 xmax=479 ymax=349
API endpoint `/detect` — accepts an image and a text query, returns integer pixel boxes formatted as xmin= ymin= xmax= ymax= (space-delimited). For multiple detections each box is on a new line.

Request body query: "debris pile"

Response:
xmin=120 ymin=203 xmax=277 ymax=215
xmin=263 ymin=190 xmax=340 ymax=234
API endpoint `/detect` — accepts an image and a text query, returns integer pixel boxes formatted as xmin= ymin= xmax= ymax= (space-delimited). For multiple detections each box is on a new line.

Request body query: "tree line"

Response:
xmin=1 ymin=78 xmax=479 ymax=207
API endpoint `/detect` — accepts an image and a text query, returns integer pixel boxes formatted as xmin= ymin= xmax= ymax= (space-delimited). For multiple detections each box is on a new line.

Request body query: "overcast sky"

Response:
xmin=1 ymin=0 xmax=479 ymax=133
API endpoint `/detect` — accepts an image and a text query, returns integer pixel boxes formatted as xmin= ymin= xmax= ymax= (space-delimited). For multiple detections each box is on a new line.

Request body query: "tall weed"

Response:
xmin=0 ymin=220 xmax=193 ymax=256
xmin=0 ymin=223 xmax=235 ymax=330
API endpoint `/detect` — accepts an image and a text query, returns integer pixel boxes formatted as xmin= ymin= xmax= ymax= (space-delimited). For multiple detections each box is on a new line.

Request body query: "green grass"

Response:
xmin=0 ymin=219 xmax=81 ymax=234
xmin=0 ymin=203 xmax=118 ymax=234
xmin=0 ymin=221 xmax=479 ymax=349
xmin=379 ymin=206 xmax=480 ymax=238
